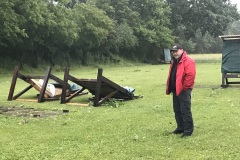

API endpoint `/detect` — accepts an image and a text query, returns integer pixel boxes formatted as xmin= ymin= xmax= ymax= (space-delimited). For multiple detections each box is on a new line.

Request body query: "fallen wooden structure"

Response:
xmin=61 ymin=68 xmax=134 ymax=106
xmin=8 ymin=66 xmax=65 ymax=102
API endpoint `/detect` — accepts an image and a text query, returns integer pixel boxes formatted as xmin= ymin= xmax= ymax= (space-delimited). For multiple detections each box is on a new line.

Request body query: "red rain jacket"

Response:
xmin=166 ymin=51 xmax=196 ymax=96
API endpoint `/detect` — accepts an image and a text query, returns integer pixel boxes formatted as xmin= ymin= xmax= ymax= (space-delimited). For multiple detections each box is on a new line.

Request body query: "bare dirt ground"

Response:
xmin=0 ymin=106 xmax=68 ymax=118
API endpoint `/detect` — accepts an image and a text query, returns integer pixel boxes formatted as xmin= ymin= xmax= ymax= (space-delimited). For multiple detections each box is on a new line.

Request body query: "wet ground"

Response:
xmin=0 ymin=106 xmax=68 ymax=118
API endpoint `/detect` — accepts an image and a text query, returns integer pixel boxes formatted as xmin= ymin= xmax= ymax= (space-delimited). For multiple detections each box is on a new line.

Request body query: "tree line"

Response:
xmin=0 ymin=0 xmax=239 ymax=68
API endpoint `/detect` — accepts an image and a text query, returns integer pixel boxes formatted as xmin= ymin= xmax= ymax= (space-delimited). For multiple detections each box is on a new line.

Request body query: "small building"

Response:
xmin=219 ymin=35 xmax=240 ymax=87
xmin=163 ymin=48 xmax=171 ymax=63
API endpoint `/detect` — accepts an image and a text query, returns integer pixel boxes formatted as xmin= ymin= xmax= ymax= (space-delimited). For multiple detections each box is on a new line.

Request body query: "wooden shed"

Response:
xmin=219 ymin=35 xmax=240 ymax=87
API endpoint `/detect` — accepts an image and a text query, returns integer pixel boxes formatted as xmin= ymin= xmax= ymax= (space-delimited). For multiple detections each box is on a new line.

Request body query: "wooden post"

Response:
xmin=12 ymin=85 xmax=33 ymax=100
xmin=221 ymin=73 xmax=225 ymax=87
xmin=8 ymin=66 xmax=19 ymax=101
xmin=94 ymin=68 xmax=103 ymax=106
xmin=38 ymin=67 xmax=51 ymax=102
xmin=61 ymin=67 xmax=69 ymax=104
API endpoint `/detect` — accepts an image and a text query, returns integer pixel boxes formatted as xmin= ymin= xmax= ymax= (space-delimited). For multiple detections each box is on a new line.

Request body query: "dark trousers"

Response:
xmin=172 ymin=89 xmax=194 ymax=135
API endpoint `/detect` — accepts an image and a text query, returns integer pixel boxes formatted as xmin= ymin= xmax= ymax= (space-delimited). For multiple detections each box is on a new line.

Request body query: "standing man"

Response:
xmin=166 ymin=44 xmax=196 ymax=138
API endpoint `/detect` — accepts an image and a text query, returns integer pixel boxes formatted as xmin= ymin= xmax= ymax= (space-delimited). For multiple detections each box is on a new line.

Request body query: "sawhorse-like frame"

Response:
xmin=8 ymin=66 xmax=65 ymax=102
xmin=61 ymin=68 xmax=134 ymax=106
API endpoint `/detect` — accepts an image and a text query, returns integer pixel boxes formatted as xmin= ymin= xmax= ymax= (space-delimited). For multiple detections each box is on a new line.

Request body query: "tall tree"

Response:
xmin=94 ymin=0 xmax=139 ymax=59
xmin=129 ymin=0 xmax=174 ymax=62
xmin=167 ymin=0 xmax=240 ymax=53
xmin=0 ymin=0 xmax=27 ymax=47
xmin=225 ymin=20 xmax=240 ymax=35
xmin=0 ymin=0 xmax=79 ymax=67
xmin=95 ymin=0 xmax=174 ymax=62
xmin=71 ymin=3 xmax=114 ymax=65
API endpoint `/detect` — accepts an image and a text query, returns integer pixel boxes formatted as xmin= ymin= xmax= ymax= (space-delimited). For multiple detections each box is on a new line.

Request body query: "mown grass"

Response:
xmin=1 ymin=54 xmax=240 ymax=159
xmin=189 ymin=53 xmax=222 ymax=63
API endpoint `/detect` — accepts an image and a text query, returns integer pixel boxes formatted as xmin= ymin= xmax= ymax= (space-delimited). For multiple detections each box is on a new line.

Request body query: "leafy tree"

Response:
xmin=0 ymin=0 xmax=79 ymax=67
xmin=176 ymin=32 xmax=196 ymax=53
xmin=95 ymin=0 xmax=174 ymax=63
xmin=34 ymin=2 xmax=79 ymax=67
xmin=225 ymin=20 xmax=240 ymax=35
xmin=95 ymin=0 xmax=139 ymax=25
xmin=167 ymin=0 xmax=240 ymax=39
xmin=71 ymin=3 xmax=114 ymax=65
xmin=93 ymin=0 xmax=140 ymax=60
xmin=108 ymin=23 xmax=138 ymax=59
xmin=129 ymin=0 xmax=174 ymax=62
xmin=0 ymin=0 xmax=27 ymax=47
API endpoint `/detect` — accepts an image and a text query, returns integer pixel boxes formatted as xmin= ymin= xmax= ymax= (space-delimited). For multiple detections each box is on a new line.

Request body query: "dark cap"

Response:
xmin=170 ymin=44 xmax=183 ymax=51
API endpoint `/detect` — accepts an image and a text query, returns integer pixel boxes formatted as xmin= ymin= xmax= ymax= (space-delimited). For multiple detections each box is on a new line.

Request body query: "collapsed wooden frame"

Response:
xmin=7 ymin=66 xmax=65 ymax=102
xmin=61 ymin=68 xmax=134 ymax=106
xmin=7 ymin=66 xmax=135 ymax=106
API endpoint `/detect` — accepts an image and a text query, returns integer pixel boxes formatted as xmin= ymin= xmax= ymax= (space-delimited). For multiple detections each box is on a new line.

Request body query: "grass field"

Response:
xmin=1 ymin=54 xmax=240 ymax=159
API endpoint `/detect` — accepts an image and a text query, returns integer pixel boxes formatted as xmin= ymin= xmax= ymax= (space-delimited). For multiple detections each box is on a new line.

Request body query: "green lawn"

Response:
xmin=1 ymin=59 xmax=240 ymax=159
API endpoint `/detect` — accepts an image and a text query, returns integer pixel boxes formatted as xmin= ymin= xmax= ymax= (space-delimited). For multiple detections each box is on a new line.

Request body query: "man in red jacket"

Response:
xmin=166 ymin=44 xmax=196 ymax=138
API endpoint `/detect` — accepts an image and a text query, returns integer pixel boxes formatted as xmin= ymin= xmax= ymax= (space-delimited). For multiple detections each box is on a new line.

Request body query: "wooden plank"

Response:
xmin=61 ymin=67 xmax=69 ymax=104
xmin=8 ymin=66 xmax=69 ymax=103
xmin=221 ymin=73 xmax=226 ymax=87
xmin=99 ymin=90 xmax=118 ymax=105
xmin=101 ymin=76 xmax=130 ymax=96
xmin=66 ymin=102 xmax=89 ymax=106
xmin=70 ymin=69 xmax=132 ymax=100
xmin=8 ymin=66 xmax=19 ymax=100
xmin=50 ymin=74 xmax=65 ymax=85
xmin=94 ymin=68 xmax=103 ymax=106
xmin=65 ymin=88 xmax=87 ymax=103
xmin=61 ymin=68 xmax=89 ymax=104
xmin=13 ymin=85 xmax=33 ymax=100
xmin=16 ymin=98 xmax=59 ymax=102
xmin=30 ymin=79 xmax=51 ymax=98
xmin=38 ymin=67 xmax=51 ymax=102
xmin=26 ymin=75 xmax=45 ymax=79
xmin=58 ymin=68 xmax=134 ymax=106
xmin=221 ymin=73 xmax=240 ymax=87
xmin=224 ymin=74 xmax=240 ymax=78
xmin=16 ymin=98 xmax=38 ymax=102
xmin=227 ymin=82 xmax=240 ymax=84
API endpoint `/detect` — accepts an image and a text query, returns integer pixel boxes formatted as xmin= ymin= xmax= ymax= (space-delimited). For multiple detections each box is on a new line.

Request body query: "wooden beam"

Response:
xmin=66 ymin=102 xmax=89 ymax=107
xmin=61 ymin=68 xmax=88 ymax=104
xmin=50 ymin=74 xmax=65 ymax=85
xmin=61 ymin=67 xmax=69 ymax=104
xmin=16 ymin=99 xmax=38 ymax=102
xmin=98 ymin=90 xmax=118 ymax=105
xmin=13 ymin=85 xmax=33 ymax=100
xmin=94 ymin=68 xmax=103 ymax=106
xmin=38 ymin=67 xmax=51 ymax=102
xmin=8 ymin=66 xmax=19 ymax=100
xmin=65 ymin=88 xmax=87 ymax=103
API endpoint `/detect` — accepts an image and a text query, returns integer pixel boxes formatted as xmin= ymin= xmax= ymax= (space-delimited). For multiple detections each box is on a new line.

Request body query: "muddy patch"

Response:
xmin=0 ymin=106 xmax=68 ymax=118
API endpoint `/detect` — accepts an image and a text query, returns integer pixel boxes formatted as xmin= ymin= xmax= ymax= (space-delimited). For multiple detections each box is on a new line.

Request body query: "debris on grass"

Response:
xmin=0 ymin=106 xmax=68 ymax=118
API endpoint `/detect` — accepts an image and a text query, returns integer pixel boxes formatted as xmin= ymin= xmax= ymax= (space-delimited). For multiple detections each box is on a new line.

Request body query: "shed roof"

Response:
xmin=219 ymin=35 xmax=240 ymax=41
